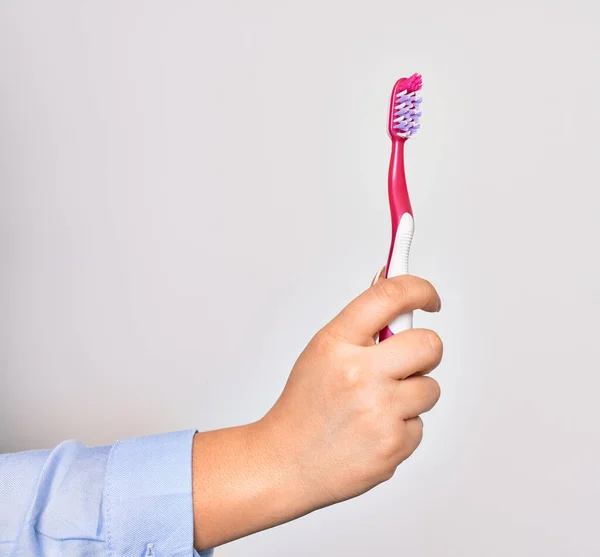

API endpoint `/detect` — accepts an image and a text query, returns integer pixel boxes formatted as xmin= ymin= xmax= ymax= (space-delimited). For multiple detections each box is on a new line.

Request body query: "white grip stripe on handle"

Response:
xmin=387 ymin=212 xmax=414 ymax=334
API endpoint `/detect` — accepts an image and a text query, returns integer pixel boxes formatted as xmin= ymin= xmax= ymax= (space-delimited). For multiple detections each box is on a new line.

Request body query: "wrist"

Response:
xmin=246 ymin=415 xmax=316 ymax=515
xmin=192 ymin=419 xmax=311 ymax=550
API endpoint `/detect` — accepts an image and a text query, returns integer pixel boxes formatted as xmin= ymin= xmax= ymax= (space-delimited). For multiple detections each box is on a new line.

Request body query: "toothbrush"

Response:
xmin=379 ymin=73 xmax=423 ymax=342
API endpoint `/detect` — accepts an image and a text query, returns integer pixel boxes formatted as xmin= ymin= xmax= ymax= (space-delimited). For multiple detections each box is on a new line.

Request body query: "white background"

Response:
xmin=2 ymin=1 xmax=599 ymax=555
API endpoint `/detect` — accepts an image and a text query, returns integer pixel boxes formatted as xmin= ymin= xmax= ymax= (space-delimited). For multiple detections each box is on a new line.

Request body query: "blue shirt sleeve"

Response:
xmin=0 ymin=429 xmax=213 ymax=557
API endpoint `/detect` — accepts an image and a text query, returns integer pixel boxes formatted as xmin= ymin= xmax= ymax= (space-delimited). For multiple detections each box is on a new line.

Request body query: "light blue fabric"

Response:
xmin=0 ymin=429 xmax=213 ymax=557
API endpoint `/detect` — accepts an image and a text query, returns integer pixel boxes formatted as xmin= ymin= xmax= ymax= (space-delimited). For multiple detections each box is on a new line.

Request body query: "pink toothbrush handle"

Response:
xmin=379 ymin=138 xmax=414 ymax=342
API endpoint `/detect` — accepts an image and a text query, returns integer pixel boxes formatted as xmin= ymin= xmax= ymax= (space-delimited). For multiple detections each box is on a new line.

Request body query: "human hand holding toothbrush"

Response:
xmin=193 ymin=273 xmax=443 ymax=550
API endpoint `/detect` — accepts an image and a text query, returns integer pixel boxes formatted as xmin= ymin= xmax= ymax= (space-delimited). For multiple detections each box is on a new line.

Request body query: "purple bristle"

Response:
xmin=392 ymin=90 xmax=423 ymax=138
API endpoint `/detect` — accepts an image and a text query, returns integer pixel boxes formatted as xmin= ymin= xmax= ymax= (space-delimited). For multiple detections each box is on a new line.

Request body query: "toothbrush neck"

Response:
xmin=388 ymin=138 xmax=412 ymax=231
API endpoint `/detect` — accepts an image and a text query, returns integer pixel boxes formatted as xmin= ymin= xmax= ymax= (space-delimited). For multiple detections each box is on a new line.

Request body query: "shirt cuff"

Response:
xmin=104 ymin=429 xmax=213 ymax=557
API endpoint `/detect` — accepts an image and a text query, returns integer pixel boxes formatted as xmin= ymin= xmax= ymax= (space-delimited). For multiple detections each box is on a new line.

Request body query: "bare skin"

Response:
xmin=192 ymin=273 xmax=443 ymax=550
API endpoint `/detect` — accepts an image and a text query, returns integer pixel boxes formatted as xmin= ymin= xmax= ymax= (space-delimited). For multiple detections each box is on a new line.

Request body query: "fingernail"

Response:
xmin=371 ymin=266 xmax=386 ymax=287
xmin=436 ymin=298 xmax=442 ymax=312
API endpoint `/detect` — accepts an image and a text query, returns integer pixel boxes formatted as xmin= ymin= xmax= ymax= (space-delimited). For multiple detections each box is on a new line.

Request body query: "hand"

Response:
xmin=260 ymin=273 xmax=443 ymax=508
xmin=193 ymin=274 xmax=443 ymax=550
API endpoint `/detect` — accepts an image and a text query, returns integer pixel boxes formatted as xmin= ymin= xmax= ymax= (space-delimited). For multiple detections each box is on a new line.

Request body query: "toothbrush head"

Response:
xmin=388 ymin=73 xmax=423 ymax=140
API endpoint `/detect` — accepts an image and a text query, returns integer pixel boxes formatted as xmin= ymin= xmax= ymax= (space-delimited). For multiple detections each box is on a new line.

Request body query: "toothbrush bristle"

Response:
xmin=388 ymin=73 xmax=423 ymax=139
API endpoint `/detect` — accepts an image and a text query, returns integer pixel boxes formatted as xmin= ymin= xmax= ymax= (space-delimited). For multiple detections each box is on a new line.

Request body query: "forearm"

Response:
xmin=191 ymin=420 xmax=312 ymax=551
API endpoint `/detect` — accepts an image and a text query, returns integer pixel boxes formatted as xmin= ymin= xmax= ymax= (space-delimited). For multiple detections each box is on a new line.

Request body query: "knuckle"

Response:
xmin=341 ymin=363 xmax=364 ymax=388
xmin=380 ymin=467 xmax=396 ymax=482
xmin=399 ymin=435 xmax=421 ymax=461
xmin=423 ymin=330 xmax=443 ymax=358
xmin=358 ymin=395 xmax=392 ymax=438
xmin=311 ymin=329 xmax=336 ymax=354
xmin=416 ymin=276 xmax=435 ymax=294
xmin=373 ymin=278 xmax=407 ymax=307
xmin=358 ymin=389 xmax=384 ymax=419
xmin=421 ymin=283 xmax=437 ymax=308
xmin=376 ymin=433 xmax=399 ymax=461
xmin=419 ymin=277 xmax=435 ymax=294
xmin=398 ymin=419 xmax=423 ymax=458
xmin=412 ymin=277 xmax=438 ymax=308
xmin=336 ymin=349 xmax=371 ymax=389
xmin=421 ymin=377 xmax=441 ymax=405
xmin=411 ymin=419 xmax=424 ymax=443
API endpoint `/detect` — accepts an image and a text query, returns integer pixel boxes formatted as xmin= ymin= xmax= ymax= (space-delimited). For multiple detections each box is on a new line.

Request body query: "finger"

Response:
xmin=398 ymin=416 xmax=424 ymax=461
xmin=371 ymin=267 xmax=386 ymax=343
xmin=393 ymin=376 xmax=441 ymax=420
xmin=328 ymin=275 xmax=441 ymax=345
xmin=371 ymin=328 xmax=443 ymax=379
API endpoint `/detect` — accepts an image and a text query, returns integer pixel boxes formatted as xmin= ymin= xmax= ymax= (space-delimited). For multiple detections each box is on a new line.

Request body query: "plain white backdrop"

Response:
xmin=2 ymin=1 xmax=600 ymax=555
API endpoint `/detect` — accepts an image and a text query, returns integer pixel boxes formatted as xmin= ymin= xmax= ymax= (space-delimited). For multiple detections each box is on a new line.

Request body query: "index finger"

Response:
xmin=327 ymin=275 xmax=441 ymax=345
